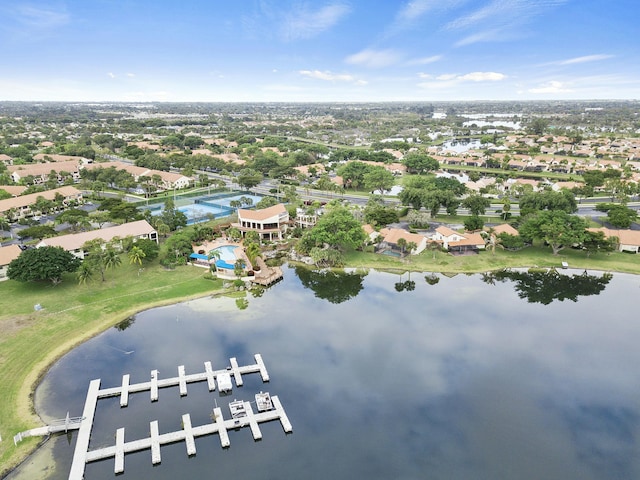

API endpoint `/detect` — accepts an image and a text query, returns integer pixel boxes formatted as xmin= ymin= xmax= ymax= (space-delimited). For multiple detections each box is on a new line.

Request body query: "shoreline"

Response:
xmin=1 ymin=286 xmax=235 ymax=479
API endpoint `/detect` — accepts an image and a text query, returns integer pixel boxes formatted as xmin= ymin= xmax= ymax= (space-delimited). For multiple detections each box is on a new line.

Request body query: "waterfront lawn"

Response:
xmin=346 ymin=244 xmax=640 ymax=275
xmin=0 ymin=260 xmax=223 ymax=477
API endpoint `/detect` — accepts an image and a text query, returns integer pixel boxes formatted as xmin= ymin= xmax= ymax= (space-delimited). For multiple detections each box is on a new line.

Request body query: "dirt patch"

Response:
xmin=0 ymin=314 xmax=37 ymax=339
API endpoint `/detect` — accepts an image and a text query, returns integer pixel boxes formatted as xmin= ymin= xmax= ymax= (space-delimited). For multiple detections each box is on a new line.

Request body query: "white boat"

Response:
xmin=255 ymin=391 xmax=273 ymax=412
xmin=229 ymin=400 xmax=247 ymax=419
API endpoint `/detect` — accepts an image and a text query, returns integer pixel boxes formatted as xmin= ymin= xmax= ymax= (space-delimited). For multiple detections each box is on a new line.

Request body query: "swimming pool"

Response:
xmin=209 ymin=245 xmax=239 ymax=270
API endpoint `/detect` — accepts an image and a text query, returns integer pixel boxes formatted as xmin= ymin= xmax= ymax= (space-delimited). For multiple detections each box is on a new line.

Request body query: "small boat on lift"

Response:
xmin=255 ymin=391 xmax=274 ymax=412
xmin=229 ymin=399 xmax=247 ymax=419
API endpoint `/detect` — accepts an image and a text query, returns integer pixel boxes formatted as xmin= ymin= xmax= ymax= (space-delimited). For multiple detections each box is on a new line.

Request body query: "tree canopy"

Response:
xmin=300 ymin=204 xmax=366 ymax=251
xmin=518 ymin=190 xmax=578 ymax=217
xmin=7 ymin=246 xmax=81 ymax=284
xmin=519 ymin=209 xmax=587 ymax=255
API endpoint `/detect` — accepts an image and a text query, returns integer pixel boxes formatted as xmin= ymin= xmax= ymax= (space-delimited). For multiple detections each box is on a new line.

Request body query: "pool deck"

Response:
xmin=191 ymin=239 xmax=283 ymax=285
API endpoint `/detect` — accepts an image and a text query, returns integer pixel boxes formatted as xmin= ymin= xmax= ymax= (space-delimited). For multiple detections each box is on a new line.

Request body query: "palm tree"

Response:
xmin=246 ymin=243 xmax=262 ymax=269
xmin=128 ymin=246 xmax=146 ymax=265
xmin=207 ymin=249 xmax=221 ymax=272
xmin=156 ymin=221 xmax=170 ymax=238
xmin=406 ymin=241 xmax=417 ymax=255
xmin=397 ymin=237 xmax=407 ymax=255
xmin=77 ymin=262 xmax=94 ymax=285
xmin=104 ymin=247 xmax=122 ymax=270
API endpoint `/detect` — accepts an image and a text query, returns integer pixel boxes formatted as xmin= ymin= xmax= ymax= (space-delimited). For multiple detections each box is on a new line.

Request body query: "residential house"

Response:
xmin=0 ymin=186 xmax=83 ymax=220
xmin=85 ymin=161 xmax=192 ymax=190
xmin=0 ymin=154 xmax=13 ymax=166
xmin=432 ymin=226 xmax=485 ymax=253
xmin=377 ymin=228 xmax=427 ymax=255
xmin=33 ymin=153 xmax=92 ymax=164
xmin=233 ymin=203 xmax=289 ymax=241
xmin=295 ymin=207 xmax=318 ymax=229
xmin=0 ymin=185 xmax=27 ymax=197
xmin=0 ymin=244 xmax=22 ymax=281
xmin=489 ymin=223 xmax=519 ymax=236
xmin=8 ymin=160 xmax=82 ymax=184
xmin=588 ymin=227 xmax=640 ymax=254
xmin=37 ymin=220 xmax=158 ymax=259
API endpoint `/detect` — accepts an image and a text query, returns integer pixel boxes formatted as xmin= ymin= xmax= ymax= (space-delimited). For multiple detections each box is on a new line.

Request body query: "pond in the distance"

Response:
xmin=23 ymin=267 xmax=640 ymax=480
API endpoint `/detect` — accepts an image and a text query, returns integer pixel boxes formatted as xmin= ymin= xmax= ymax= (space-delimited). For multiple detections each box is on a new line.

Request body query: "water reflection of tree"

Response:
xmin=114 ymin=316 xmax=135 ymax=331
xmin=294 ymin=266 xmax=367 ymax=304
xmin=394 ymin=270 xmax=416 ymax=292
xmin=481 ymin=269 xmax=613 ymax=305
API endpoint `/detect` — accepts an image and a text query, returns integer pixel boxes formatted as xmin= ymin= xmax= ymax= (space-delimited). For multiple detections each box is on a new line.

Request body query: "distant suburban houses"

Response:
xmin=37 ymin=219 xmax=158 ymax=259
xmin=84 ymin=161 xmax=193 ymax=190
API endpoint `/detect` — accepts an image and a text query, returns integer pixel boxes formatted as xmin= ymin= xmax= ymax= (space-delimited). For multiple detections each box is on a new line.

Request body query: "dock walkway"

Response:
xmin=84 ymin=395 xmax=292 ymax=474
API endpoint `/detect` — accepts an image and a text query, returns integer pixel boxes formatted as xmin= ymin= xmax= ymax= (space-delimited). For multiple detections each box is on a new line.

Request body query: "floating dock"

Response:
xmin=12 ymin=354 xmax=287 ymax=480
xmin=84 ymin=395 xmax=292 ymax=475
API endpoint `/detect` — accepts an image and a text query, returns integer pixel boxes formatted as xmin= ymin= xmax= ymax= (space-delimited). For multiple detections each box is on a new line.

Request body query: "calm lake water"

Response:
xmin=24 ymin=267 xmax=640 ymax=479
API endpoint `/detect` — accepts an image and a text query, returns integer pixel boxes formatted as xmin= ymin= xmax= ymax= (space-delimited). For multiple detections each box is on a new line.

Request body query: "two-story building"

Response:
xmin=233 ymin=204 xmax=289 ymax=241
xmin=0 ymin=186 xmax=83 ymax=220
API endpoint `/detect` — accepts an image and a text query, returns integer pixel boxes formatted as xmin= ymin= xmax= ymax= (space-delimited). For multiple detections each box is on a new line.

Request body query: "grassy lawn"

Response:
xmin=0 ymin=260 xmax=225 ymax=476
xmin=347 ymin=243 xmax=640 ymax=275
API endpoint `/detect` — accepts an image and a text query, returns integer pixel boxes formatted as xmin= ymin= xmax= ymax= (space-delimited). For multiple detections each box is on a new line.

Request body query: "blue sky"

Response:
xmin=0 ymin=0 xmax=638 ymax=102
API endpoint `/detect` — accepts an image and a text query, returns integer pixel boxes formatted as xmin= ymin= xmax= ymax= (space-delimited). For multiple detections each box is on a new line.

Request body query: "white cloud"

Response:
xmin=446 ymin=0 xmax=568 ymax=46
xmin=126 ymin=73 xmax=136 ymax=78
xmin=528 ymin=80 xmax=572 ymax=94
xmin=418 ymin=71 xmax=507 ymax=89
xmin=299 ymin=70 xmax=367 ymax=85
xmin=12 ymin=5 xmax=70 ymax=29
xmin=436 ymin=73 xmax=458 ymax=81
xmin=554 ymin=54 xmax=614 ymax=65
xmin=280 ymin=3 xmax=351 ymax=41
xmin=459 ymin=71 xmax=506 ymax=81
xmin=107 ymin=72 xmax=116 ymax=79
xmin=393 ymin=0 xmax=467 ymax=26
xmin=406 ymin=55 xmax=443 ymax=66
xmin=345 ymin=49 xmax=403 ymax=68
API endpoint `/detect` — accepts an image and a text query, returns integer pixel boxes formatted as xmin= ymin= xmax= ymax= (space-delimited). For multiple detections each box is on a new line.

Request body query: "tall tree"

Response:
xmin=519 ymin=210 xmax=587 ymax=255
xmin=7 ymin=246 xmax=81 ymax=285
xmin=363 ymin=166 xmax=395 ymax=194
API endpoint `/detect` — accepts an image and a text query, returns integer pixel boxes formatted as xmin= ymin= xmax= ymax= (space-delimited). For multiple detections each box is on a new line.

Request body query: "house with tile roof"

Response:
xmin=85 ymin=161 xmax=192 ymax=190
xmin=8 ymin=160 xmax=82 ymax=184
xmin=0 ymin=186 xmax=83 ymax=220
xmin=432 ymin=226 xmax=486 ymax=253
xmin=0 ymin=244 xmax=22 ymax=281
xmin=0 ymin=185 xmax=27 ymax=197
xmin=233 ymin=203 xmax=289 ymax=241
xmin=588 ymin=227 xmax=640 ymax=253
xmin=377 ymin=227 xmax=427 ymax=255
xmin=37 ymin=220 xmax=157 ymax=259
